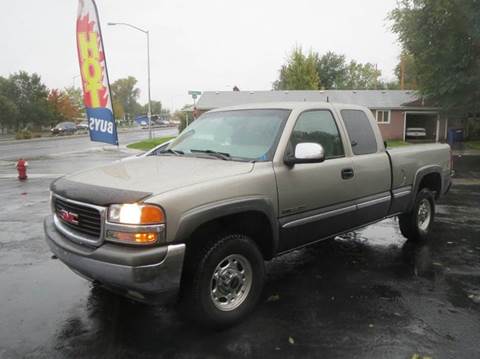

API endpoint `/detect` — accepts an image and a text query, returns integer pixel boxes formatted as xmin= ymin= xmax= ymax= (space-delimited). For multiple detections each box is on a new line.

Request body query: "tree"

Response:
xmin=111 ymin=76 xmax=141 ymax=120
xmin=394 ymin=52 xmax=418 ymax=90
xmin=112 ymin=98 xmax=125 ymax=120
xmin=8 ymin=71 xmax=53 ymax=130
xmin=389 ymin=0 xmax=480 ymax=111
xmin=171 ymin=105 xmax=194 ymax=132
xmin=378 ymin=80 xmax=401 ymax=90
xmin=0 ymin=95 xmax=17 ymax=134
xmin=64 ymin=86 xmax=85 ymax=115
xmin=273 ymin=47 xmax=319 ymax=90
xmin=144 ymin=100 xmax=162 ymax=115
xmin=343 ymin=61 xmax=382 ymax=89
xmin=274 ymin=49 xmax=388 ymax=91
xmin=48 ymin=89 xmax=82 ymax=123
xmin=316 ymin=52 xmax=348 ymax=89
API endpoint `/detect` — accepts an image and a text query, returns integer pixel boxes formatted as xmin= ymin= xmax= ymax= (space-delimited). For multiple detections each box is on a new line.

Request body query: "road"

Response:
xmin=0 ymin=148 xmax=479 ymax=358
xmin=0 ymin=128 xmax=177 ymax=161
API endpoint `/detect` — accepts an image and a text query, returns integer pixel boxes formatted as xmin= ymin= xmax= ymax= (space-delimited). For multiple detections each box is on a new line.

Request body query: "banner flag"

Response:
xmin=76 ymin=0 xmax=118 ymax=145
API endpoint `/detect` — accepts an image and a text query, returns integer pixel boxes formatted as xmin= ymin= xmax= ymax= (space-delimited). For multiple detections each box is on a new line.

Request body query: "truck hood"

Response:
xmin=51 ymin=156 xmax=254 ymax=206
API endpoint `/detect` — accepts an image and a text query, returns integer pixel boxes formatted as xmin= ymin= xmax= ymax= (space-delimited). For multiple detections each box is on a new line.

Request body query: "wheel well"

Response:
xmin=186 ymin=211 xmax=275 ymax=260
xmin=418 ymin=172 xmax=441 ymax=198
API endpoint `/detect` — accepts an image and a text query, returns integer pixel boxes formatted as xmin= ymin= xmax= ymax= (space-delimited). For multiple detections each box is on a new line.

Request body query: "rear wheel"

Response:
xmin=399 ymin=188 xmax=435 ymax=242
xmin=181 ymin=234 xmax=265 ymax=328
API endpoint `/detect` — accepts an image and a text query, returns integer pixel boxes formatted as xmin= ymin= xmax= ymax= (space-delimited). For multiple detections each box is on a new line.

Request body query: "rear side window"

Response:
xmin=341 ymin=110 xmax=378 ymax=155
xmin=289 ymin=110 xmax=344 ymax=159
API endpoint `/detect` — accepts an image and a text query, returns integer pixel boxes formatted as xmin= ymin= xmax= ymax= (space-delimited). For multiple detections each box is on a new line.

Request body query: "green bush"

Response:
xmin=15 ymin=130 xmax=32 ymax=140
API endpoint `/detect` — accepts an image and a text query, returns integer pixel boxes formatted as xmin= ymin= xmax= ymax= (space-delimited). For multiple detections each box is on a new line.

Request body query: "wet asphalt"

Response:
xmin=0 ymin=142 xmax=479 ymax=359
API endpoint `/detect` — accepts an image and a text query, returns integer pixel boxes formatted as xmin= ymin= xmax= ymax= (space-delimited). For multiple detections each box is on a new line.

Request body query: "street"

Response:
xmin=0 ymin=139 xmax=479 ymax=358
xmin=0 ymin=128 xmax=177 ymax=161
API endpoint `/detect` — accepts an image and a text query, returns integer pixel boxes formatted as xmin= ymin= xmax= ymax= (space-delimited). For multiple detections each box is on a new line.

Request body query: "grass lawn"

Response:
xmin=126 ymin=136 xmax=175 ymax=151
xmin=386 ymin=140 xmax=411 ymax=148
xmin=465 ymin=141 xmax=480 ymax=150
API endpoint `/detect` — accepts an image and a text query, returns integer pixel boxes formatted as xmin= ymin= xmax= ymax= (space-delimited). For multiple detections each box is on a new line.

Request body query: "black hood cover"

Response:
xmin=50 ymin=177 xmax=152 ymax=206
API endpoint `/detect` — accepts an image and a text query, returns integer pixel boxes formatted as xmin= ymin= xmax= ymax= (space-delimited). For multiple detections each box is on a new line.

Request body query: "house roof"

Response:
xmin=196 ymin=90 xmax=436 ymax=111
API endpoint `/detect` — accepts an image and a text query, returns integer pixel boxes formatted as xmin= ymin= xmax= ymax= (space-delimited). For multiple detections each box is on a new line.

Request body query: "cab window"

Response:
xmin=341 ymin=110 xmax=378 ymax=155
xmin=289 ymin=110 xmax=344 ymax=159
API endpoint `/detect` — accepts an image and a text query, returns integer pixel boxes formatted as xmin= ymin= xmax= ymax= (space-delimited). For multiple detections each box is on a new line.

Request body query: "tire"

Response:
xmin=181 ymin=234 xmax=265 ymax=329
xmin=399 ymin=188 xmax=435 ymax=242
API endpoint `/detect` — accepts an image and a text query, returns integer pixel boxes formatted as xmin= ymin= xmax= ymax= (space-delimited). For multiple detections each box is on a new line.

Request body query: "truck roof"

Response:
xmin=207 ymin=101 xmax=368 ymax=113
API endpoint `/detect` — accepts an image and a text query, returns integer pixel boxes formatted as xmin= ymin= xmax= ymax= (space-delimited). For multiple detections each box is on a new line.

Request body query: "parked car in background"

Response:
xmin=158 ymin=120 xmax=170 ymax=127
xmin=140 ymin=120 xmax=148 ymax=129
xmin=51 ymin=122 xmax=77 ymax=135
xmin=406 ymin=127 xmax=427 ymax=138
xmin=76 ymin=121 xmax=89 ymax=131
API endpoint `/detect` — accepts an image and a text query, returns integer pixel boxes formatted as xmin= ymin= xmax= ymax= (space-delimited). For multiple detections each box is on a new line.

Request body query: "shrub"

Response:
xmin=15 ymin=130 xmax=32 ymax=140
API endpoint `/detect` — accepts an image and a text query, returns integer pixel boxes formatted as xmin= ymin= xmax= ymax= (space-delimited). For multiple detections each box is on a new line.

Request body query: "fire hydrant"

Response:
xmin=16 ymin=159 xmax=28 ymax=180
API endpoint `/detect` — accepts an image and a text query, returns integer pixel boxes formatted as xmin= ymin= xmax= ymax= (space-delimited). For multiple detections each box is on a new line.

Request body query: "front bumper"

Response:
xmin=44 ymin=215 xmax=185 ymax=304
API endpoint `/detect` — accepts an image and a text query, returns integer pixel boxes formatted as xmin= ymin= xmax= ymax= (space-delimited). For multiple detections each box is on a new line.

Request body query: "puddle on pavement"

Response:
xmin=266 ymin=218 xmax=441 ymax=288
xmin=339 ymin=217 xmax=406 ymax=248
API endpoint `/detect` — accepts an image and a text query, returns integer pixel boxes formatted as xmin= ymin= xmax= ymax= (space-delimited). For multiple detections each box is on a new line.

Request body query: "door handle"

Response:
xmin=341 ymin=168 xmax=354 ymax=179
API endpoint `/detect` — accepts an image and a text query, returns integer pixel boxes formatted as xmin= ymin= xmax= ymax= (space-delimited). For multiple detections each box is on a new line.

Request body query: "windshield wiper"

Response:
xmin=190 ymin=149 xmax=231 ymax=160
xmin=160 ymin=149 xmax=184 ymax=155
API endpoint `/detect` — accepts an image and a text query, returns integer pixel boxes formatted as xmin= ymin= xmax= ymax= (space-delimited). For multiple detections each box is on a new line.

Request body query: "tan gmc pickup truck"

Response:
xmin=44 ymin=102 xmax=452 ymax=327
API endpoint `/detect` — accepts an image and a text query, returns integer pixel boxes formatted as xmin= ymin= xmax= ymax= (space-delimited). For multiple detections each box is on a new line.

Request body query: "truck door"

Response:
xmin=275 ymin=109 xmax=357 ymax=252
xmin=340 ymin=109 xmax=391 ymax=226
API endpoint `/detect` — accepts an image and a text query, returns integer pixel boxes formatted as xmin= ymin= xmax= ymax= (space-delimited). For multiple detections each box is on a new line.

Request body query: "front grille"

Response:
xmin=53 ymin=196 xmax=102 ymax=239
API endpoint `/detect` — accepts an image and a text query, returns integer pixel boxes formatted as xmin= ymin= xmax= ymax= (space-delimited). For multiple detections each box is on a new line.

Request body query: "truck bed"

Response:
xmin=387 ymin=143 xmax=451 ymax=192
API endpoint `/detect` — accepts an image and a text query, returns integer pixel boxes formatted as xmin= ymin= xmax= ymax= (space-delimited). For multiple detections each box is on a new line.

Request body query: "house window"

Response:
xmin=376 ymin=110 xmax=390 ymax=124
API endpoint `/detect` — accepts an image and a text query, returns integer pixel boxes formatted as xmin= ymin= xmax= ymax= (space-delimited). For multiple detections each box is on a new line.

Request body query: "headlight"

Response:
xmin=108 ymin=203 xmax=165 ymax=225
xmin=106 ymin=204 xmax=165 ymax=245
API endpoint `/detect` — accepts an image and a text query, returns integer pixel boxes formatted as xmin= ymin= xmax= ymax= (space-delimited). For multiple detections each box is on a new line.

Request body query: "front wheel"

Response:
xmin=181 ymin=234 xmax=265 ymax=328
xmin=399 ymin=188 xmax=435 ymax=242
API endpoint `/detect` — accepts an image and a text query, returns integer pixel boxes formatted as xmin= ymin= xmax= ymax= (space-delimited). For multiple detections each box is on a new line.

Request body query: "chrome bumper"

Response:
xmin=44 ymin=215 xmax=185 ymax=304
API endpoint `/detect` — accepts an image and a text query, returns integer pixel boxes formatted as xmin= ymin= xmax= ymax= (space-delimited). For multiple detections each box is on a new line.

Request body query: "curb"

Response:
xmin=0 ymin=128 xmax=149 ymax=146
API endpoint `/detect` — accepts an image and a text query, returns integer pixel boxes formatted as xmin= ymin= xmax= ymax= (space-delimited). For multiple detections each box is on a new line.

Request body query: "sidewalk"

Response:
xmin=453 ymin=149 xmax=480 ymax=156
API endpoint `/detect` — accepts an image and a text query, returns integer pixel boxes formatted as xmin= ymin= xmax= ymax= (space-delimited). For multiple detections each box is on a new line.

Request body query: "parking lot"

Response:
xmin=0 ymin=139 xmax=479 ymax=359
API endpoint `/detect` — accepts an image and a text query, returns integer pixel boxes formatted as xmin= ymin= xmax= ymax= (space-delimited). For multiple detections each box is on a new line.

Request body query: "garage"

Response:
xmin=404 ymin=112 xmax=439 ymax=142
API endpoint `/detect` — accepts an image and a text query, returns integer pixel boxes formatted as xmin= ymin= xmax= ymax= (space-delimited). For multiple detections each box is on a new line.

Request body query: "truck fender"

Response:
xmin=174 ymin=196 xmax=279 ymax=258
xmin=408 ymin=165 xmax=443 ymax=211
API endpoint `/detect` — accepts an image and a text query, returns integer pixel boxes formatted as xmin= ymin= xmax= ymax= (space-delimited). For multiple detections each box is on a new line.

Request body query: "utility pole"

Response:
xmin=400 ymin=54 xmax=405 ymax=90
xmin=146 ymin=30 xmax=152 ymax=139
xmin=108 ymin=22 xmax=152 ymax=139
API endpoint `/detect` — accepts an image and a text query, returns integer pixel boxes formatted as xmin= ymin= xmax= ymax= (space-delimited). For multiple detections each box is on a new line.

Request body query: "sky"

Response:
xmin=0 ymin=0 xmax=401 ymax=111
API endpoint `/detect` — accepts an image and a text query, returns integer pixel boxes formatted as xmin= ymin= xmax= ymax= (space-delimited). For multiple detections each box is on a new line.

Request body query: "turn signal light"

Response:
xmin=106 ymin=230 xmax=158 ymax=244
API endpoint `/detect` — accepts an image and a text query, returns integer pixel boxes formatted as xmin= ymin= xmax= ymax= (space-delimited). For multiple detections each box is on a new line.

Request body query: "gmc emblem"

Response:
xmin=58 ymin=209 xmax=79 ymax=225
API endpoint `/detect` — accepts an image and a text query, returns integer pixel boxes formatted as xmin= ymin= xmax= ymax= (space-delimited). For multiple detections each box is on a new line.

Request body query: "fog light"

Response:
xmin=106 ymin=230 xmax=158 ymax=245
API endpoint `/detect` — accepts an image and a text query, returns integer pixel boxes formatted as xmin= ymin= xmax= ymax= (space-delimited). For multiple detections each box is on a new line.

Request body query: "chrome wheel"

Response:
xmin=210 ymin=254 xmax=252 ymax=311
xmin=417 ymin=198 xmax=432 ymax=232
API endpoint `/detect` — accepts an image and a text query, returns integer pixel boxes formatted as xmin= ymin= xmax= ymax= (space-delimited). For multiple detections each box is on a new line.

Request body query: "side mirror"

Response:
xmin=284 ymin=142 xmax=325 ymax=166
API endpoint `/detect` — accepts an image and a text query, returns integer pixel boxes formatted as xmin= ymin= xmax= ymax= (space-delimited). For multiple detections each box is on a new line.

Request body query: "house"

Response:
xmin=195 ymin=90 xmax=449 ymax=142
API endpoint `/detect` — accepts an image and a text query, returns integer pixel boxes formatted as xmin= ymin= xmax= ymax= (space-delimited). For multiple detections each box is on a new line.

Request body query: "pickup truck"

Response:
xmin=44 ymin=102 xmax=452 ymax=328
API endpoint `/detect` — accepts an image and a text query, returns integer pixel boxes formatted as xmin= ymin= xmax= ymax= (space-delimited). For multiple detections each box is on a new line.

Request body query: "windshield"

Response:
xmin=168 ymin=109 xmax=290 ymax=161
